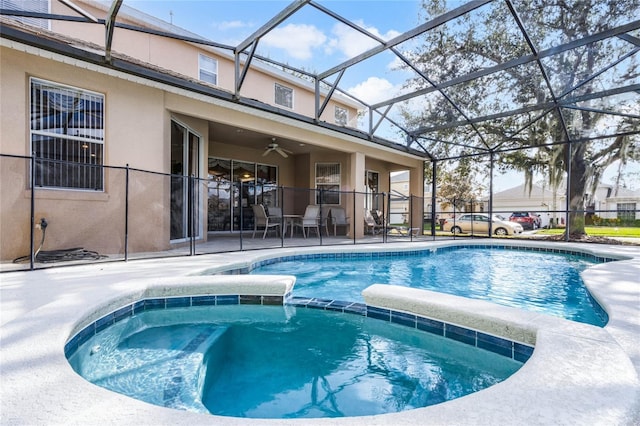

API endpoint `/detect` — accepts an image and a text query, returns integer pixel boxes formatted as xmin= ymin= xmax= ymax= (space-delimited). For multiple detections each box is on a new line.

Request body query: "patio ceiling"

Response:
xmin=3 ymin=0 xmax=639 ymax=162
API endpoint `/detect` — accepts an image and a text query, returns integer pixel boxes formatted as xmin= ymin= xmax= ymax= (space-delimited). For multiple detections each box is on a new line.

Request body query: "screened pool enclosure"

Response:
xmin=1 ymin=0 xmax=638 ymax=268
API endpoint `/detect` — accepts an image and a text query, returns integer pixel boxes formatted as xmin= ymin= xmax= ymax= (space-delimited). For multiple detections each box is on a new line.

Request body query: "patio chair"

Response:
xmin=329 ymin=207 xmax=350 ymax=236
xmin=295 ymin=205 xmax=321 ymax=238
xmin=364 ymin=209 xmax=384 ymax=234
xmin=267 ymin=206 xmax=282 ymax=221
xmin=251 ymin=204 xmax=281 ymax=239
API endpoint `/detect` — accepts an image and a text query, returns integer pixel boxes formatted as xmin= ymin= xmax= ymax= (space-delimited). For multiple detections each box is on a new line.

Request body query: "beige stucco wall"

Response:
xmin=0 ymin=45 xmax=171 ymax=261
xmin=49 ymin=0 xmax=359 ymax=128
xmin=1 ymin=30 xmax=425 ymax=261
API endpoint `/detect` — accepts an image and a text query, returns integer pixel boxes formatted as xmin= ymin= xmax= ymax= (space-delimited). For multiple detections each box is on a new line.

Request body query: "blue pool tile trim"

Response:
xmin=391 ymin=311 xmax=416 ymax=328
xmin=290 ymin=296 xmax=532 ymax=363
xmin=66 ymin=293 xmax=535 ymax=365
xmin=514 ymin=342 xmax=535 ymax=363
xmin=367 ymin=306 xmax=391 ymax=321
xmin=65 ymin=292 xmax=289 ymax=358
xmin=238 ymin=244 xmax=617 ymax=275
xmin=417 ymin=317 xmax=445 ymax=336
xmin=477 ymin=332 xmax=513 ymax=358
xmin=446 ymin=324 xmax=477 ymax=346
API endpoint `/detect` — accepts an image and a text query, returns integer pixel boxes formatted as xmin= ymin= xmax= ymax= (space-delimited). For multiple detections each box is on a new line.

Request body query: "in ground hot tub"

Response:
xmin=66 ymin=294 xmax=531 ymax=419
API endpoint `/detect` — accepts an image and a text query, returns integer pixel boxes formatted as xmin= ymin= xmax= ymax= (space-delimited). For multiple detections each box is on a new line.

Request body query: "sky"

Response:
xmin=123 ymin=0 xmax=639 ymax=192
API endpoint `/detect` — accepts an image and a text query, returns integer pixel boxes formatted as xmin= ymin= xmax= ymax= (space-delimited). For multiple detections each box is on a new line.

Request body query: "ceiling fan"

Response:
xmin=262 ymin=138 xmax=292 ymax=158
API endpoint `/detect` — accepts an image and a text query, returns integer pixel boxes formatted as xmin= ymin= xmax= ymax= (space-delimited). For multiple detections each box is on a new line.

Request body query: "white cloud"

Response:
xmin=387 ymin=55 xmax=407 ymax=72
xmin=215 ymin=20 xmax=252 ymax=31
xmin=347 ymin=77 xmax=402 ymax=105
xmin=261 ymin=24 xmax=327 ymax=60
xmin=330 ymin=21 xmax=401 ymax=58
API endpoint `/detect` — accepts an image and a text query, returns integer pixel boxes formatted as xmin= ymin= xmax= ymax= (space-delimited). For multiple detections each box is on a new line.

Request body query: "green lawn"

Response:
xmin=536 ymin=227 xmax=640 ymax=237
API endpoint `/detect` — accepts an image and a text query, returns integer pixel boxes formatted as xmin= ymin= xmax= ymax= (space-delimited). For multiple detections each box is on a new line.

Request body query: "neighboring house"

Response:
xmin=486 ymin=183 xmax=564 ymax=228
xmin=389 ymin=171 xmax=412 ymax=224
xmin=389 ymin=171 xmax=450 ymax=224
xmin=0 ymin=2 xmax=425 ymax=261
xmin=485 ymin=183 xmax=640 ymax=227
xmin=590 ymin=185 xmax=640 ymax=223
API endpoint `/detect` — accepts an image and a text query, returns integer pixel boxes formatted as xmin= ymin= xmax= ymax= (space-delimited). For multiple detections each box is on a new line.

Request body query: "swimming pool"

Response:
xmin=8 ymin=241 xmax=637 ymax=425
xmin=67 ymin=303 xmax=525 ymax=418
xmin=249 ymin=246 xmax=609 ymax=326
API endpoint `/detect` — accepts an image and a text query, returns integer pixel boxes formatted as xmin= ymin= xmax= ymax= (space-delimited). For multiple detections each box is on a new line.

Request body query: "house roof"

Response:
xmin=492 ymin=182 xmax=640 ymax=202
xmin=598 ymin=185 xmax=640 ymax=199
xmin=491 ymin=183 xmax=564 ymax=200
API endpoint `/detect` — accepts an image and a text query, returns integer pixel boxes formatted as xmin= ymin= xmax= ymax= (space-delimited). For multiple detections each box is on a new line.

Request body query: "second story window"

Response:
xmin=1 ymin=0 xmax=48 ymax=29
xmin=199 ymin=54 xmax=218 ymax=85
xmin=275 ymin=83 xmax=293 ymax=109
xmin=335 ymin=106 xmax=348 ymax=126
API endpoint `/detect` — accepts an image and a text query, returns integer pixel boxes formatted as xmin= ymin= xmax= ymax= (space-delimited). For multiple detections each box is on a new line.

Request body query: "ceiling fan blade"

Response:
xmin=275 ymin=147 xmax=288 ymax=158
xmin=262 ymin=149 xmax=271 ymax=157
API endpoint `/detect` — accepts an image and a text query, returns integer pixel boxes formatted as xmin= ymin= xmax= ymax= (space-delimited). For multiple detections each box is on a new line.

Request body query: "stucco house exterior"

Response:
xmin=486 ymin=183 xmax=640 ymax=228
xmin=0 ymin=1 xmax=426 ymax=262
xmin=589 ymin=185 xmax=640 ymax=224
xmin=485 ymin=183 xmax=565 ymax=228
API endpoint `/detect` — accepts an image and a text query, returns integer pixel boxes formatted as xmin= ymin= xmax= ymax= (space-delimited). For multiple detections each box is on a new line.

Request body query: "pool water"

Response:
xmin=250 ymin=248 xmax=608 ymax=326
xmin=68 ymin=305 xmax=523 ymax=418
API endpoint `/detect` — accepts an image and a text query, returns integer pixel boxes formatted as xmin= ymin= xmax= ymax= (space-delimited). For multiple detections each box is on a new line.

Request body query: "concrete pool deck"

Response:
xmin=1 ymin=240 xmax=639 ymax=425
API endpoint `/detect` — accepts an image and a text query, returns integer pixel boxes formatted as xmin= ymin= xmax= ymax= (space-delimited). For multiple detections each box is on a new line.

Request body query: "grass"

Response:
xmin=536 ymin=226 xmax=640 ymax=237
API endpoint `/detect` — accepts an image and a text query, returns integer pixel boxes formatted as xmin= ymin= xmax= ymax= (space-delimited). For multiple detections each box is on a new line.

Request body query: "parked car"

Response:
xmin=442 ymin=213 xmax=524 ymax=236
xmin=509 ymin=212 xmax=539 ymax=230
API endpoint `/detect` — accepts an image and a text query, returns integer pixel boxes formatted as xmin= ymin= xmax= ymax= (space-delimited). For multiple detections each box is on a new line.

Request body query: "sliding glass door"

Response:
xmin=170 ymin=120 xmax=201 ymax=241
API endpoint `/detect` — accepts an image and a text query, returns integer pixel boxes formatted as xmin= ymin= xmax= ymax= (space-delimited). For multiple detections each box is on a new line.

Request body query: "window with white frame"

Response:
xmin=199 ymin=54 xmax=218 ymax=85
xmin=30 ymin=78 xmax=104 ymax=190
xmin=274 ymin=83 xmax=293 ymax=108
xmin=335 ymin=106 xmax=348 ymax=126
xmin=315 ymin=163 xmax=341 ymax=205
xmin=617 ymin=202 xmax=636 ymax=221
xmin=1 ymin=0 xmax=48 ymax=29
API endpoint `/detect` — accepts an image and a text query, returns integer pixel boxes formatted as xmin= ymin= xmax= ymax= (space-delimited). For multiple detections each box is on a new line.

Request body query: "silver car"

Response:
xmin=442 ymin=213 xmax=524 ymax=236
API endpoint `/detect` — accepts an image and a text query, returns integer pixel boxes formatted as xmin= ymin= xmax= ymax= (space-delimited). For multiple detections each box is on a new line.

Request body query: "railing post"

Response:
xmin=30 ymin=153 xmax=36 ymax=270
xmin=188 ymin=174 xmax=195 ymax=256
xmin=431 ymin=160 xmax=437 ymax=238
xmin=352 ymin=189 xmax=356 ymax=244
xmin=383 ymin=192 xmax=389 ymax=243
xmin=124 ymin=164 xmax=129 ymax=261
xmin=279 ymin=185 xmax=284 ymax=247
xmin=470 ymin=199 xmax=474 ymax=236
xmin=318 ymin=188 xmax=323 ymax=245
xmin=239 ymin=181 xmax=244 ymax=251
xmin=453 ymin=198 xmax=457 ymax=240
xmin=565 ymin=142 xmax=572 ymax=242
xmin=409 ymin=195 xmax=414 ymax=241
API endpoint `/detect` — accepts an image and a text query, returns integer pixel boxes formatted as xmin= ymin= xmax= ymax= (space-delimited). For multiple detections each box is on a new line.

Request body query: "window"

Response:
xmin=199 ymin=54 xmax=218 ymax=85
xmin=335 ymin=106 xmax=348 ymax=126
xmin=30 ymin=78 xmax=104 ymax=190
xmin=274 ymin=83 xmax=293 ymax=108
xmin=617 ymin=202 xmax=636 ymax=221
xmin=1 ymin=0 xmax=48 ymax=29
xmin=316 ymin=163 xmax=340 ymax=205
xmin=207 ymin=158 xmax=278 ymax=232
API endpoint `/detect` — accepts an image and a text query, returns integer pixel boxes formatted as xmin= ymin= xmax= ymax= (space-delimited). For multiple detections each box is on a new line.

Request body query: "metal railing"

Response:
xmin=1 ymin=154 xmax=638 ymax=271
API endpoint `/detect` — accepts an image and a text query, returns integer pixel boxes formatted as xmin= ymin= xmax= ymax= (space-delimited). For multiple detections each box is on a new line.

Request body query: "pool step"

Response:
xmin=161 ymin=326 xmax=230 ymax=412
